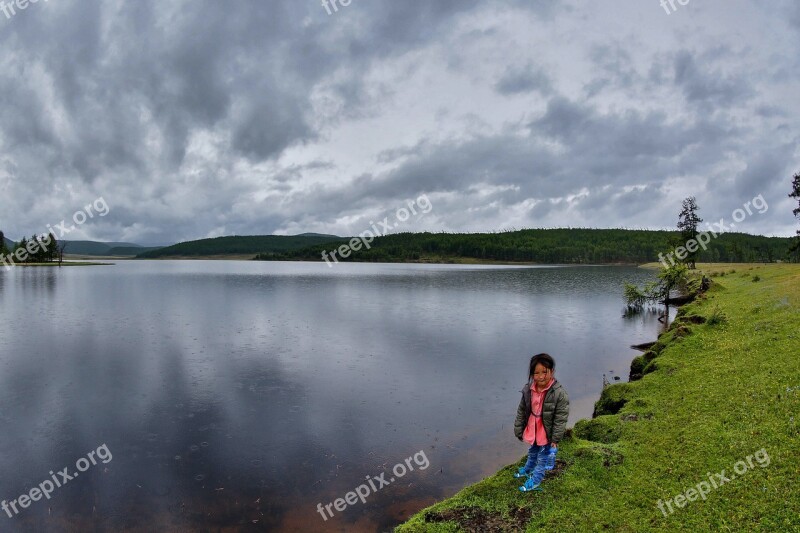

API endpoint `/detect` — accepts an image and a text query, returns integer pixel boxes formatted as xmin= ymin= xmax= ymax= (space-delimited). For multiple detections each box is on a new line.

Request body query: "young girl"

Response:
xmin=513 ymin=353 xmax=570 ymax=492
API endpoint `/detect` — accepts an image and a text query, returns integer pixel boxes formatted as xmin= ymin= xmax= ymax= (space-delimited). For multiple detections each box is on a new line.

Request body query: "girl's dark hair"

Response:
xmin=529 ymin=353 xmax=555 ymax=377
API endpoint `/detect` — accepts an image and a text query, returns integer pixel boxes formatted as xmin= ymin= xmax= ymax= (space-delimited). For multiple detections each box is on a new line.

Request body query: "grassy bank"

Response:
xmin=398 ymin=263 xmax=799 ymax=532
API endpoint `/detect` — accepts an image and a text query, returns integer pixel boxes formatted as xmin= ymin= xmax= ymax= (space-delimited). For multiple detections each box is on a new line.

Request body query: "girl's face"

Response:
xmin=532 ymin=363 xmax=552 ymax=389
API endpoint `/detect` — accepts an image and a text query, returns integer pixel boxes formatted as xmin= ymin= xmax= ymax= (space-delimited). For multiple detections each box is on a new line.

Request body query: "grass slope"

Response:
xmin=398 ymin=263 xmax=799 ymax=532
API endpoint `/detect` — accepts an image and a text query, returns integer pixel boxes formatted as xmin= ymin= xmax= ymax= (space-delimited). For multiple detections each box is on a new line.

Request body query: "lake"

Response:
xmin=0 ymin=261 xmax=667 ymax=532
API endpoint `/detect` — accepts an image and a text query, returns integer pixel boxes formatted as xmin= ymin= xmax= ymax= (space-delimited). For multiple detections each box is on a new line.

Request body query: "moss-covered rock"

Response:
xmin=650 ymin=337 xmax=669 ymax=355
xmin=672 ymin=325 xmax=692 ymax=338
xmin=573 ymin=415 xmax=622 ymax=443
xmin=629 ymin=357 xmax=645 ymax=381
xmin=593 ymin=383 xmax=634 ymax=417
xmin=629 ymin=350 xmax=659 ymax=381
xmin=642 ymin=358 xmax=660 ymax=375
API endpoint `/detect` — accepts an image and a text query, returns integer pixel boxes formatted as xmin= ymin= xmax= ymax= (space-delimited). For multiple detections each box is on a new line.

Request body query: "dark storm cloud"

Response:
xmin=495 ymin=64 xmax=553 ymax=95
xmin=2 ymin=0 xmax=326 ymax=172
xmin=725 ymin=145 xmax=798 ymax=200
xmin=673 ymin=49 xmax=753 ymax=106
xmin=1 ymin=0 xmax=516 ymax=181
xmin=583 ymin=43 xmax=639 ymax=98
xmin=530 ymin=96 xmax=734 ymax=163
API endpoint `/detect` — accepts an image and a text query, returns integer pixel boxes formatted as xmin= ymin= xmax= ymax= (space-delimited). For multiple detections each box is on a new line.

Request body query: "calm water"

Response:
xmin=0 ymin=261 xmax=666 ymax=532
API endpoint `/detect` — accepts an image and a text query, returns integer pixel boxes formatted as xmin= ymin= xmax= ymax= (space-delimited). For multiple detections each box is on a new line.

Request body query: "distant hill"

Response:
xmin=57 ymin=241 xmax=161 ymax=256
xmin=136 ymin=234 xmax=343 ymax=258
xmin=255 ymin=229 xmax=796 ymax=264
xmin=2 ymin=238 xmax=156 ymax=256
xmin=107 ymin=246 xmax=163 ymax=256
xmin=295 ymin=232 xmax=342 ymax=238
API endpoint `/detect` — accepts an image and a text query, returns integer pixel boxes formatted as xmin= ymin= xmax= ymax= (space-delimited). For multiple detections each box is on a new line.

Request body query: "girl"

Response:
xmin=513 ymin=353 xmax=570 ymax=492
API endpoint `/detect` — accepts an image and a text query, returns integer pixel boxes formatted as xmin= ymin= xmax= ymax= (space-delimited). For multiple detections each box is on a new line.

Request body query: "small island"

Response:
xmin=0 ymin=230 xmax=110 ymax=268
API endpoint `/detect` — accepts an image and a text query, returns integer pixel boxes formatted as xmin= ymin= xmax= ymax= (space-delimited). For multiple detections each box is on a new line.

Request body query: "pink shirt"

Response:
xmin=522 ymin=378 xmax=554 ymax=445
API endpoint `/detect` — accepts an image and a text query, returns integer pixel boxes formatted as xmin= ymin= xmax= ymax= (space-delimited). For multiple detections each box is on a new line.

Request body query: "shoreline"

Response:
xmin=396 ymin=263 xmax=799 ymax=531
xmin=132 ymin=256 xmax=781 ymax=268
xmin=1 ymin=261 xmax=113 ymax=268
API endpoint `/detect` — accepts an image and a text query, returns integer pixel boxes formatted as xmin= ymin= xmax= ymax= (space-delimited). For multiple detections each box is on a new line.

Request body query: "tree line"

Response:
xmin=0 ymin=230 xmax=66 ymax=264
xmin=254 ymin=228 xmax=795 ymax=265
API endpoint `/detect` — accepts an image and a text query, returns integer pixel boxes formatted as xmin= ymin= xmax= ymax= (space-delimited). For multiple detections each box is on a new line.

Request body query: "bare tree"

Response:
xmin=57 ymin=241 xmax=67 ymax=266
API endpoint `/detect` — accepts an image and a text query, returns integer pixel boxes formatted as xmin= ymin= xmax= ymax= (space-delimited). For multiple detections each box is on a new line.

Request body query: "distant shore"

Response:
xmin=129 ymin=255 xmax=784 ymax=268
xmin=133 ymin=254 xmax=643 ymax=266
xmin=3 ymin=261 xmax=113 ymax=267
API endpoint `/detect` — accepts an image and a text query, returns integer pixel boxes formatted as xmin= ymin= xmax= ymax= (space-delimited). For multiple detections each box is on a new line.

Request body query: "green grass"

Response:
xmin=397 ymin=263 xmax=800 ymax=532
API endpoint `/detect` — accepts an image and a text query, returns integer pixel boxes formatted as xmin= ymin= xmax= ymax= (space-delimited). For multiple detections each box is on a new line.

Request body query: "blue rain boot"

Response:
xmin=519 ymin=475 xmax=542 ymax=492
xmin=514 ymin=466 xmax=531 ymax=478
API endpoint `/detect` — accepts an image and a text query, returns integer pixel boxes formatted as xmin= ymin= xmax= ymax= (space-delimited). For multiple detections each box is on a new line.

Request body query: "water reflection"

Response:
xmin=0 ymin=262 xmax=665 ymax=531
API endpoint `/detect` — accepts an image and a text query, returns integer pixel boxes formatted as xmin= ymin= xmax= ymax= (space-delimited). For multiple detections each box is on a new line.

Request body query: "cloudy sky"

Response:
xmin=0 ymin=0 xmax=798 ymax=244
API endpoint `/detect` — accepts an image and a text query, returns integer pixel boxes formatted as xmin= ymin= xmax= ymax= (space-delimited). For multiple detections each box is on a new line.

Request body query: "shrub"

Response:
xmin=707 ymin=305 xmax=728 ymax=326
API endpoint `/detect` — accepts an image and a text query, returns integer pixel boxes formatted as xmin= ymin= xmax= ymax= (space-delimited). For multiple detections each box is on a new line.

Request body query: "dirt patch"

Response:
xmin=424 ymin=506 xmax=531 ymax=532
xmin=602 ymin=449 xmax=624 ymax=468
xmin=422 ymin=462 xmax=565 ymax=531
xmin=680 ymin=314 xmax=707 ymax=324
xmin=549 ymin=458 xmax=568 ymax=477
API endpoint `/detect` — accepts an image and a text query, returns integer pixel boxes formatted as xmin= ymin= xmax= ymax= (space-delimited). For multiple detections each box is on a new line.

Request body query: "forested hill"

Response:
xmin=137 ymin=234 xmax=342 ymax=258
xmin=254 ymin=229 xmax=795 ymax=264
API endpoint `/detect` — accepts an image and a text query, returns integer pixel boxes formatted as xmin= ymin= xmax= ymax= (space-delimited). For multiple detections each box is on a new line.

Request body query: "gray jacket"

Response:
xmin=514 ymin=379 xmax=570 ymax=444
